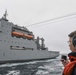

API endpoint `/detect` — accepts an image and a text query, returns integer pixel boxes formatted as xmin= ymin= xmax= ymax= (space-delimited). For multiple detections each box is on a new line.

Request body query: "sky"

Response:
xmin=0 ymin=0 xmax=76 ymax=53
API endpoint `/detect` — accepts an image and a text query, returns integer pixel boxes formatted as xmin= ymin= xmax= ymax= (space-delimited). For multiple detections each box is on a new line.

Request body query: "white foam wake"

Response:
xmin=36 ymin=70 xmax=49 ymax=75
xmin=6 ymin=70 xmax=20 ymax=75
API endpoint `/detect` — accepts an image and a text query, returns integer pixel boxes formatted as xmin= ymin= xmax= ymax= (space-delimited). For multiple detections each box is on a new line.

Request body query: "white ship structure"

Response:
xmin=0 ymin=11 xmax=59 ymax=64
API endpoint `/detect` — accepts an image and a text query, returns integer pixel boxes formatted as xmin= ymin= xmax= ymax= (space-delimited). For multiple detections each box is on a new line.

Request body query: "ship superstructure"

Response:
xmin=0 ymin=11 xmax=59 ymax=64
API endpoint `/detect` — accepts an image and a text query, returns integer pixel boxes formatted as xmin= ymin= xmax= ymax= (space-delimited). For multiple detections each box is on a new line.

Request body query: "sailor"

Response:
xmin=62 ymin=30 xmax=76 ymax=75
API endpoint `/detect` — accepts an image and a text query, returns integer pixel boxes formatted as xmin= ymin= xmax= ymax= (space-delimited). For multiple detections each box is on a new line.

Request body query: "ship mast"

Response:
xmin=3 ymin=10 xmax=8 ymax=19
xmin=1 ymin=10 xmax=8 ymax=21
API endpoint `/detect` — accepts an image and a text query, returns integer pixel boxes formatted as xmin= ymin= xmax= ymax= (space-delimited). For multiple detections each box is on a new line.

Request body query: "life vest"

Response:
xmin=63 ymin=61 xmax=76 ymax=75
xmin=63 ymin=55 xmax=76 ymax=75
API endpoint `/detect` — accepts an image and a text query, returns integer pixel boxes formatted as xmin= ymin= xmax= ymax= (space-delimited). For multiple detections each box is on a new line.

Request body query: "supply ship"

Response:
xmin=0 ymin=11 xmax=59 ymax=64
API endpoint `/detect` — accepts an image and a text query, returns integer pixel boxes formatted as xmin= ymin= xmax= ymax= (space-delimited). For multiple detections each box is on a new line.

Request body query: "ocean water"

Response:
xmin=0 ymin=54 xmax=64 ymax=75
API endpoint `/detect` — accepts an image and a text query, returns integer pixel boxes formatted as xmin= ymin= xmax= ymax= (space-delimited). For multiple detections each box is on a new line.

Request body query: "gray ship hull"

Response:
xmin=0 ymin=50 xmax=59 ymax=64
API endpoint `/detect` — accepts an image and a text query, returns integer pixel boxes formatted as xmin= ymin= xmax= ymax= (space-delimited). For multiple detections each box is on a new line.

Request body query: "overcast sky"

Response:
xmin=0 ymin=0 xmax=76 ymax=53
